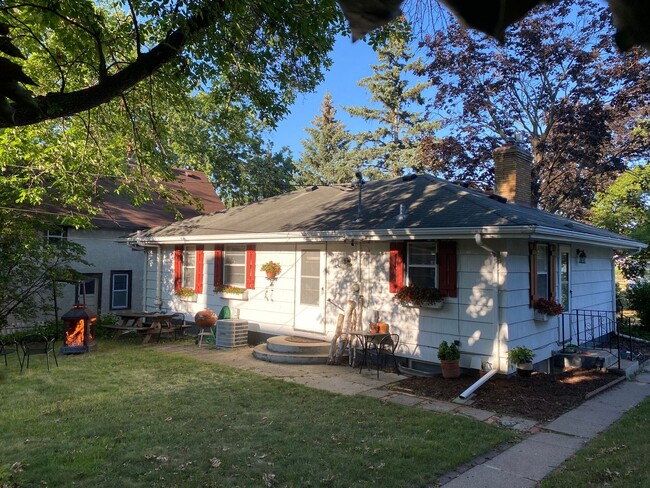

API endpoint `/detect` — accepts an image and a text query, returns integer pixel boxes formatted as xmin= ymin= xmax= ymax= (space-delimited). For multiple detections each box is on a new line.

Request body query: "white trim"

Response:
xmin=140 ymin=225 xmax=644 ymax=250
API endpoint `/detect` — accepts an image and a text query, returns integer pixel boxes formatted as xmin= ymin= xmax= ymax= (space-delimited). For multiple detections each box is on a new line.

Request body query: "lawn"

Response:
xmin=0 ymin=342 xmax=515 ymax=488
xmin=541 ymin=396 xmax=650 ymax=488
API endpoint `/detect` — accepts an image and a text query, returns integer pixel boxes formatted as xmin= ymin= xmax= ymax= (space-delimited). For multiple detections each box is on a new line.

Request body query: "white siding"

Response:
xmin=145 ymin=238 xmax=618 ymax=373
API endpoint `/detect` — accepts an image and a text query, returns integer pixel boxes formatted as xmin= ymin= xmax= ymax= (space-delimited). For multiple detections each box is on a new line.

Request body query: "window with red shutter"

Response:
xmin=173 ymin=246 xmax=182 ymax=292
xmin=214 ymin=245 xmax=224 ymax=289
xmin=389 ymin=242 xmax=405 ymax=293
xmin=195 ymin=245 xmax=204 ymax=294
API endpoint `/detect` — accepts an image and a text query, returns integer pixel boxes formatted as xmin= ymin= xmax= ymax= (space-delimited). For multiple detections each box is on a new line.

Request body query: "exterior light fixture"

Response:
xmin=576 ymin=249 xmax=587 ymax=264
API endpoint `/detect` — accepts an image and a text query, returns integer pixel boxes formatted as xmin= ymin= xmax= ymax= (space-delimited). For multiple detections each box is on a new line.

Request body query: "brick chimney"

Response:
xmin=493 ymin=142 xmax=533 ymax=207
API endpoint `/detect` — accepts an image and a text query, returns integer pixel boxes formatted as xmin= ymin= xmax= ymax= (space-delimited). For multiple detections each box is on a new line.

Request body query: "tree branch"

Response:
xmin=2 ymin=3 xmax=221 ymax=128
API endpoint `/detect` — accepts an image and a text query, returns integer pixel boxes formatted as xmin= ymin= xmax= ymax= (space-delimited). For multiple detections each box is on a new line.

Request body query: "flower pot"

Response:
xmin=219 ymin=291 xmax=249 ymax=301
xmin=377 ymin=322 xmax=389 ymax=334
xmin=194 ymin=310 xmax=217 ymax=329
xmin=369 ymin=323 xmax=379 ymax=333
xmin=516 ymin=362 xmax=533 ymax=377
xmin=440 ymin=359 xmax=461 ymax=379
xmin=266 ymin=271 xmax=278 ymax=279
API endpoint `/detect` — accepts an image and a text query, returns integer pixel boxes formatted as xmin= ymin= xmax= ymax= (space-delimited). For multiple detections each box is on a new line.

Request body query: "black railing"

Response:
xmin=559 ymin=309 xmax=620 ymax=368
xmin=617 ymin=315 xmax=650 ymax=364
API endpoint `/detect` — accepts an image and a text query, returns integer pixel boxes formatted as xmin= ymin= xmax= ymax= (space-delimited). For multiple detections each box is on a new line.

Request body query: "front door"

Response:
xmin=294 ymin=246 xmax=326 ymax=334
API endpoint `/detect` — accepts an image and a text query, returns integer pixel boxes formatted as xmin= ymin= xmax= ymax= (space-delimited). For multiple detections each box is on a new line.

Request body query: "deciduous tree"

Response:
xmin=419 ymin=0 xmax=649 ymax=219
xmin=591 ymin=164 xmax=650 ymax=278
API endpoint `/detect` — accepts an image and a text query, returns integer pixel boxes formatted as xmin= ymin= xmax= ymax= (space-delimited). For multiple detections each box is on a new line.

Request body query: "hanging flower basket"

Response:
xmin=261 ymin=261 xmax=281 ymax=280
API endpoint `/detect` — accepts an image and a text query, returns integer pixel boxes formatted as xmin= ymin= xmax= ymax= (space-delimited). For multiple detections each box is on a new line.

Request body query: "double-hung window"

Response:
xmin=224 ymin=245 xmax=246 ymax=286
xmin=182 ymin=245 xmax=196 ymax=290
xmin=530 ymin=242 xmax=557 ymax=305
xmin=407 ymin=242 xmax=438 ymax=287
xmin=110 ymin=271 xmax=131 ymax=310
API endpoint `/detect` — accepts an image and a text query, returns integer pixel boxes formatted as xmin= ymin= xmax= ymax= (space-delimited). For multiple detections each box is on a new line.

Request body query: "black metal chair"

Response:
xmin=0 ymin=339 xmax=21 ymax=368
xmin=157 ymin=312 xmax=188 ymax=341
xmin=368 ymin=334 xmax=400 ymax=378
xmin=20 ymin=334 xmax=58 ymax=372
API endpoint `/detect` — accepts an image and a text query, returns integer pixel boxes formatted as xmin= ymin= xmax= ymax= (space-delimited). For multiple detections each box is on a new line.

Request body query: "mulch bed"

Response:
xmin=392 ymin=369 xmax=623 ymax=422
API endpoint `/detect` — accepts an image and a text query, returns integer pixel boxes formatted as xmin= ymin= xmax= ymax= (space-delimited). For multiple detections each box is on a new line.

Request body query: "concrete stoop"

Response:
xmin=252 ymin=335 xmax=331 ymax=365
xmin=554 ymin=349 xmax=618 ymax=370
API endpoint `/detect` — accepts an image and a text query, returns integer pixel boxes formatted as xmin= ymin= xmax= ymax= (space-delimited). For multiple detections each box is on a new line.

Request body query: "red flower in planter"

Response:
xmin=533 ymin=298 xmax=563 ymax=316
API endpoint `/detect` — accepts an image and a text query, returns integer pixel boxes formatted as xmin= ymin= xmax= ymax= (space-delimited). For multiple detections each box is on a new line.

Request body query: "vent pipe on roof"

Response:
xmin=396 ymin=204 xmax=407 ymax=222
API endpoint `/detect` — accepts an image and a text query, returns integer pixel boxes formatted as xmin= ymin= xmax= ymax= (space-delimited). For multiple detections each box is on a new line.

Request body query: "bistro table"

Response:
xmin=104 ymin=312 xmax=175 ymax=344
xmin=348 ymin=330 xmax=400 ymax=378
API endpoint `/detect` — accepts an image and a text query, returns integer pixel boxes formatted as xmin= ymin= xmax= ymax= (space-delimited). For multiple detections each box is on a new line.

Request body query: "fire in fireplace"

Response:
xmin=60 ymin=304 xmax=97 ymax=354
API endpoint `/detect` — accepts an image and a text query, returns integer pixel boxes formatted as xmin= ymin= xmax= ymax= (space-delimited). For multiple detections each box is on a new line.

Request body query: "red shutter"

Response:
xmin=173 ymin=246 xmax=182 ymax=292
xmin=195 ymin=245 xmax=204 ymax=294
xmin=246 ymin=244 xmax=256 ymax=289
xmin=389 ymin=242 xmax=405 ymax=293
xmin=438 ymin=241 xmax=457 ymax=298
xmin=214 ymin=245 xmax=224 ymax=289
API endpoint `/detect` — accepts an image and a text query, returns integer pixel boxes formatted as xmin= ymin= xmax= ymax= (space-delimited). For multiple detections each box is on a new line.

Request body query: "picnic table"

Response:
xmin=104 ymin=312 xmax=181 ymax=344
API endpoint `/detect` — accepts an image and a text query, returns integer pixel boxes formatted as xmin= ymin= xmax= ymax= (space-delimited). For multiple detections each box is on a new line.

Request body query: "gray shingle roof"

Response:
xmin=141 ymin=175 xmax=643 ymax=250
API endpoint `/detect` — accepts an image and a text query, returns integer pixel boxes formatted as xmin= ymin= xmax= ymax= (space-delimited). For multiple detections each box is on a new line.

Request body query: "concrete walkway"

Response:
xmin=153 ymin=343 xmax=650 ymax=487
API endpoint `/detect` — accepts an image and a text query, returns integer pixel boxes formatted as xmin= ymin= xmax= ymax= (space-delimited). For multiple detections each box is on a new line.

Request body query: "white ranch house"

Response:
xmin=135 ymin=144 xmax=644 ymax=374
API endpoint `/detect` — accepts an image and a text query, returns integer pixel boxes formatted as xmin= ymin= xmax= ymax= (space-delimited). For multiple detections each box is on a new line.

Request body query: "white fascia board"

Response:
xmin=529 ymin=226 xmax=646 ymax=251
xmin=141 ymin=225 xmax=645 ymax=250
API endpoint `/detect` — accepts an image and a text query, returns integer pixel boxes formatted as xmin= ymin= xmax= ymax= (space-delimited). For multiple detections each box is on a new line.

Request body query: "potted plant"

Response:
xmin=507 ymin=346 xmax=536 ymax=377
xmin=394 ymin=284 xmax=444 ymax=309
xmin=532 ymin=297 xmax=563 ymax=321
xmin=438 ymin=340 xmax=461 ymax=378
xmin=214 ymin=285 xmax=249 ymax=301
xmin=261 ymin=261 xmax=281 ymax=279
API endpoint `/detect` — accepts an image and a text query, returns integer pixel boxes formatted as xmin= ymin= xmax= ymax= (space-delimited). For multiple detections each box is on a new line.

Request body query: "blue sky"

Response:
xmin=269 ymin=35 xmax=404 ymax=157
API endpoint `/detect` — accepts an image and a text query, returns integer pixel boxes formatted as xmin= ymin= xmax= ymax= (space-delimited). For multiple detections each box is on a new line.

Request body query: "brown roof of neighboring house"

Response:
xmin=94 ymin=169 xmax=224 ymax=230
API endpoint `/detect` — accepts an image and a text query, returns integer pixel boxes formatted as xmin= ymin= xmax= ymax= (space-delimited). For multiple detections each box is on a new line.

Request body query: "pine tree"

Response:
xmin=344 ymin=23 xmax=438 ymax=178
xmin=296 ymin=92 xmax=354 ymax=185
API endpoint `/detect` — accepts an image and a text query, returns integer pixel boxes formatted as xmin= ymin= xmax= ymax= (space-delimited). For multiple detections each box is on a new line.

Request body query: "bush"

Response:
xmin=437 ymin=340 xmax=460 ymax=361
xmin=626 ymin=281 xmax=650 ymax=328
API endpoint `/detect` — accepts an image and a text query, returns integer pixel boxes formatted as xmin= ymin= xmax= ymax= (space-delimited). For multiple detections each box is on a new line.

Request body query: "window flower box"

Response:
xmin=394 ymin=284 xmax=445 ymax=309
xmin=215 ymin=285 xmax=248 ymax=301
xmin=175 ymin=287 xmax=197 ymax=302
xmin=532 ymin=298 xmax=563 ymax=321
xmin=533 ymin=310 xmax=549 ymax=322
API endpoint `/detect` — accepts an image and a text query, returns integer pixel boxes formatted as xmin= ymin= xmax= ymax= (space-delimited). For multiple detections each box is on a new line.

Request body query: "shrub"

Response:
xmin=626 ymin=281 xmax=650 ymax=328
xmin=437 ymin=340 xmax=460 ymax=361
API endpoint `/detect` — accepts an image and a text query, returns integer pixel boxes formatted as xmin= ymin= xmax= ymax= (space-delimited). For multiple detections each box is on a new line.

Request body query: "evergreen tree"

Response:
xmin=296 ymin=92 xmax=354 ymax=185
xmin=344 ymin=23 xmax=438 ymax=178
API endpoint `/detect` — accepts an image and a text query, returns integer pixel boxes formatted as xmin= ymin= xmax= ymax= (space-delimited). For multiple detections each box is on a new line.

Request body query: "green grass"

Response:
xmin=0 ymin=342 xmax=515 ymax=488
xmin=541 ymin=397 xmax=650 ymax=488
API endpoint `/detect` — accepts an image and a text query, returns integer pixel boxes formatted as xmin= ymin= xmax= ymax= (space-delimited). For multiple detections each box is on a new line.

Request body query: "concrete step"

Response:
xmin=607 ymin=358 xmax=639 ymax=378
xmin=554 ymin=349 xmax=619 ymax=370
xmin=252 ymin=343 xmax=329 ymax=365
xmin=265 ymin=335 xmax=331 ymax=355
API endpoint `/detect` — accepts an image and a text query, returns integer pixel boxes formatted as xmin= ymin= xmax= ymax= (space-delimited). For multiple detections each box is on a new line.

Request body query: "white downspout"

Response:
xmin=457 ymin=234 xmax=503 ymax=398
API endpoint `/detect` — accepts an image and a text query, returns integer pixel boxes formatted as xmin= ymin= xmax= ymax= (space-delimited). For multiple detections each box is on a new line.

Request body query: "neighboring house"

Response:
xmin=137 ymin=144 xmax=645 ymax=374
xmin=49 ymin=169 xmax=224 ymax=320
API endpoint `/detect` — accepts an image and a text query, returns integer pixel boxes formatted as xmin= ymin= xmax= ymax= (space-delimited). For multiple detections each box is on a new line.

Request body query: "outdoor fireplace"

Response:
xmin=60 ymin=304 xmax=97 ymax=354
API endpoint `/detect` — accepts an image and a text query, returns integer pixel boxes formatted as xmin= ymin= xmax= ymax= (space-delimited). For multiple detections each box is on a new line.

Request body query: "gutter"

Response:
xmin=138 ymin=225 xmax=644 ymax=251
